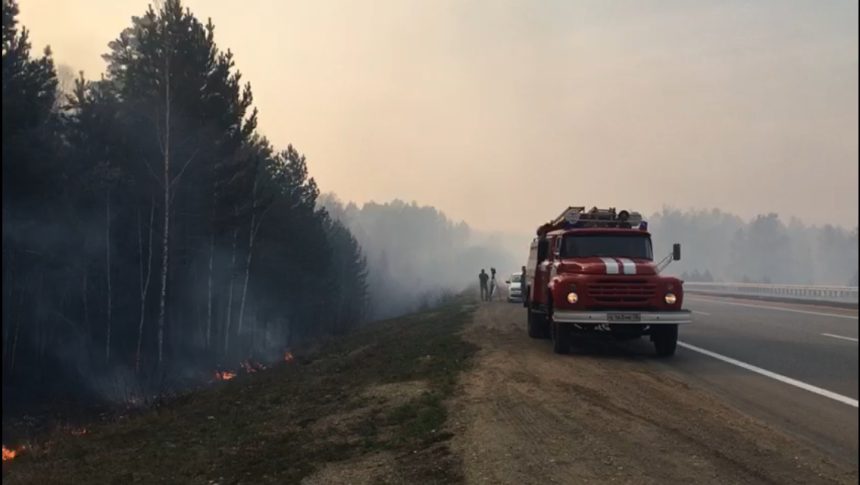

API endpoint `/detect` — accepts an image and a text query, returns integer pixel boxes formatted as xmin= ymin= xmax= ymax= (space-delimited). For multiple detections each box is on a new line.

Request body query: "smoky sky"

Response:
xmin=21 ymin=0 xmax=859 ymax=235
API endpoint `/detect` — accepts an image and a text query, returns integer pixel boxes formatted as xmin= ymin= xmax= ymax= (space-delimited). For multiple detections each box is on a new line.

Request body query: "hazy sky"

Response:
xmin=20 ymin=0 xmax=859 ymax=234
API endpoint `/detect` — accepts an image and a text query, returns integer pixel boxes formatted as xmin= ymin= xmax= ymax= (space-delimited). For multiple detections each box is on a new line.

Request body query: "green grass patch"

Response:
xmin=3 ymin=298 xmax=478 ymax=485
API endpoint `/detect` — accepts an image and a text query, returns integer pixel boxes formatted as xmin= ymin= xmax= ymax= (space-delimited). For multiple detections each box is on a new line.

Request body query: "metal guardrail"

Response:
xmin=684 ymin=282 xmax=859 ymax=304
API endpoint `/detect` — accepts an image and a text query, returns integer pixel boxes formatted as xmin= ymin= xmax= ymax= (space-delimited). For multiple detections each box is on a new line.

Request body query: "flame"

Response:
xmin=2 ymin=445 xmax=25 ymax=462
xmin=283 ymin=351 xmax=295 ymax=363
xmin=70 ymin=428 xmax=88 ymax=436
xmin=214 ymin=371 xmax=236 ymax=381
xmin=2 ymin=446 xmax=16 ymax=461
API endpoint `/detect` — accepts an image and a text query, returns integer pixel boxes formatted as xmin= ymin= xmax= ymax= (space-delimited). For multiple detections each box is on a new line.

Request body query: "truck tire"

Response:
xmin=527 ymin=308 xmax=549 ymax=339
xmin=652 ymin=324 xmax=678 ymax=357
xmin=551 ymin=320 xmax=570 ymax=354
xmin=527 ymin=308 xmax=541 ymax=338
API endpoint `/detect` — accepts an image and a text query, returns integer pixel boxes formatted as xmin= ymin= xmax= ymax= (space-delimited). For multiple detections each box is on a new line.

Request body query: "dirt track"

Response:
xmin=448 ymin=301 xmax=857 ymax=485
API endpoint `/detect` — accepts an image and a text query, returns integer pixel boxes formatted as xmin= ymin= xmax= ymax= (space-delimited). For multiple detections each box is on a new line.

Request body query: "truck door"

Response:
xmin=525 ymin=239 xmax=538 ymax=304
xmin=533 ymin=237 xmax=551 ymax=308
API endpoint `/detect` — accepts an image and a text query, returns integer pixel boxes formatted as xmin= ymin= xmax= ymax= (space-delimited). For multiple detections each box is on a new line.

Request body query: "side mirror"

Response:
xmin=505 ymin=280 xmax=510 ymax=284
xmin=673 ymin=243 xmax=681 ymax=261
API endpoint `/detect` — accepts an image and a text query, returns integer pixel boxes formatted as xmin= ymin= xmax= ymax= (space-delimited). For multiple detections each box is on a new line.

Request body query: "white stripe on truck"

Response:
xmin=618 ymin=258 xmax=637 ymax=275
xmin=600 ymin=257 xmax=619 ymax=274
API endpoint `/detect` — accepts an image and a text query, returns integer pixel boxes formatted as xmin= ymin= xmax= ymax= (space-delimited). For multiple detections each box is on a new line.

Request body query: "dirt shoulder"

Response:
xmin=448 ymin=301 xmax=858 ymax=485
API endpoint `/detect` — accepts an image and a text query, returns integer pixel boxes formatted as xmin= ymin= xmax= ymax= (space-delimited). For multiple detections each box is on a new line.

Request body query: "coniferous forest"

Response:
xmin=2 ymin=0 xmax=370 ymax=407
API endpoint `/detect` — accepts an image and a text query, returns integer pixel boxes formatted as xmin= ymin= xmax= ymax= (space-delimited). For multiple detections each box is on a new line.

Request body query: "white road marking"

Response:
xmin=678 ymin=341 xmax=858 ymax=408
xmin=686 ymin=296 xmax=858 ymax=320
xmin=821 ymin=333 xmax=859 ymax=343
xmin=691 ymin=310 xmax=711 ymax=316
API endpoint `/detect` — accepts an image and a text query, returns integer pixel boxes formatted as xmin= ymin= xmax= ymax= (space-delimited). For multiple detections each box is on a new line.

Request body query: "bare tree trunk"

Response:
xmin=105 ymin=189 xmax=112 ymax=362
xmin=157 ymin=58 xmax=171 ymax=366
xmin=206 ymin=233 xmax=214 ymax=348
xmin=82 ymin=267 xmax=89 ymax=335
xmin=3 ymin=253 xmax=13 ymax=362
xmin=237 ymin=221 xmax=254 ymax=336
xmin=238 ymin=175 xmax=271 ymax=339
xmin=136 ymin=202 xmax=155 ymax=372
xmin=2 ymin=252 xmax=11 ymax=352
xmin=43 ymin=287 xmax=70 ymax=374
xmin=2 ymin=287 xmax=9 ymax=361
xmin=10 ymin=271 xmax=40 ymax=375
xmin=9 ymin=290 xmax=23 ymax=375
xmin=206 ymin=181 xmax=218 ymax=350
xmin=237 ymin=182 xmax=260 ymax=336
xmin=138 ymin=207 xmax=143 ymax=293
xmin=205 ymin=181 xmax=219 ymax=350
xmin=224 ymin=208 xmax=239 ymax=354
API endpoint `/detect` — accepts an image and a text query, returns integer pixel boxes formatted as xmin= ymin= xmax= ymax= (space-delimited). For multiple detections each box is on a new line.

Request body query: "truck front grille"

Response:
xmin=586 ymin=279 xmax=656 ymax=305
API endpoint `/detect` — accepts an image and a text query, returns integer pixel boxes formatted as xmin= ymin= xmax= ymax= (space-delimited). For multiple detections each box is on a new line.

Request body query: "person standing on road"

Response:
xmin=489 ymin=268 xmax=499 ymax=301
xmin=521 ymin=265 xmax=528 ymax=301
xmin=479 ymin=269 xmax=489 ymax=301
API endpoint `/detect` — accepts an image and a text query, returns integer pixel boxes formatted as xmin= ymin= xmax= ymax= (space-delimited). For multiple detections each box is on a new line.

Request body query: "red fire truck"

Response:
xmin=523 ymin=206 xmax=691 ymax=356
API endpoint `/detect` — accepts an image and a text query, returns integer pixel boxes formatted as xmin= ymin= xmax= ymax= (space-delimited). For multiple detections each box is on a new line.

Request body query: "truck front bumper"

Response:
xmin=552 ymin=310 xmax=692 ymax=325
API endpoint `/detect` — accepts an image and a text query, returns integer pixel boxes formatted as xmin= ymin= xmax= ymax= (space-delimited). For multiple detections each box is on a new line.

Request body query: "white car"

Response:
xmin=506 ymin=273 xmax=523 ymax=302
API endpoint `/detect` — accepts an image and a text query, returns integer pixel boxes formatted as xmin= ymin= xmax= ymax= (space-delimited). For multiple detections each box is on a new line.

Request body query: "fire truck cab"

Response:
xmin=523 ymin=206 xmax=691 ymax=356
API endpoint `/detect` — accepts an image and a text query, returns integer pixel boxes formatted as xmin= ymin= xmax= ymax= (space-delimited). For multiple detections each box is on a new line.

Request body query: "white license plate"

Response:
xmin=607 ymin=313 xmax=641 ymax=322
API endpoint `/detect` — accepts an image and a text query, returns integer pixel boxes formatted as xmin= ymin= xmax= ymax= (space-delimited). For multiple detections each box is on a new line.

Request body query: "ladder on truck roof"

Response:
xmin=536 ymin=206 xmax=644 ymax=236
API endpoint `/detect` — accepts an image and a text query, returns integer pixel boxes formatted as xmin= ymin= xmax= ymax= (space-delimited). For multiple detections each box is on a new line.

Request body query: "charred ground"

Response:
xmin=2 ymin=298 xmax=477 ymax=484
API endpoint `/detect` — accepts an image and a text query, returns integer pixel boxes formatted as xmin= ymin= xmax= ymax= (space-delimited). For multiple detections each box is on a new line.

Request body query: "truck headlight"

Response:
xmin=567 ymin=292 xmax=578 ymax=304
xmin=664 ymin=293 xmax=677 ymax=304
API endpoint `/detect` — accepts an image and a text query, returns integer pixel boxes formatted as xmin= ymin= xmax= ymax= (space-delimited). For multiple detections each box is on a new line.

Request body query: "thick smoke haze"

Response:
xmin=320 ymin=195 xmax=521 ymax=319
xmin=19 ymin=0 xmax=859 ymax=233
xmin=317 ymin=197 xmax=859 ymax=310
xmin=649 ymin=208 xmax=858 ymax=286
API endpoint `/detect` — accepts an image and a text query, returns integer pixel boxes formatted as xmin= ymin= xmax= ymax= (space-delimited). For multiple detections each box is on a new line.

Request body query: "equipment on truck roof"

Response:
xmin=537 ymin=206 xmax=644 ymax=236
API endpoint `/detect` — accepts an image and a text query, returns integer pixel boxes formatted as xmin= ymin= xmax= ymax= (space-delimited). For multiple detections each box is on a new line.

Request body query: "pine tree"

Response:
xmin=101 ymin=0 xmax=257 ymax=364
xmin=1 ymin=0 xmax=370 ymax=405
xmin=2 ymin=0 xmax=59 ymax=375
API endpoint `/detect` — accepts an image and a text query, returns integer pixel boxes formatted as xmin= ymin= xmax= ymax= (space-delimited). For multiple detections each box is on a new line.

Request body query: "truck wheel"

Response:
xmin=652 ymin=324 xmax=678 ymax=357
xmin=551 ymin=320 xmax=570 ymax=354
xmin=527 ymin=308 xmax=546 ymax=339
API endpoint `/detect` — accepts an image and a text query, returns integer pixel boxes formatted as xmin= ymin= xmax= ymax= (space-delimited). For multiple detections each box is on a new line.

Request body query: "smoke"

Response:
xmin=320 ymin=197 xmax=860 ymax=323
xmin=319 ymin=194 xmax=520 ymax=318
xmin=649 ymin=207 xmax=858 ymax=285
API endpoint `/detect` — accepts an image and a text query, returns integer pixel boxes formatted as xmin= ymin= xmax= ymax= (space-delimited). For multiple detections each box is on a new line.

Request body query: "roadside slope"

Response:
xmin=448 ymin=301 xmax=857 ymax=485
xmin=2 ymin=300 xmax=478 ymax=485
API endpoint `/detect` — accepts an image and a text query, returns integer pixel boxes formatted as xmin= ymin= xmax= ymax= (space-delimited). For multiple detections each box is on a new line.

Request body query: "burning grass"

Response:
xmin=2 ymin=297 xmax=477 ymax=484
xmin=213 ymin=370 xmax=236 ymax=381
xmin=2 ymin=445 xmax=25 ymax=462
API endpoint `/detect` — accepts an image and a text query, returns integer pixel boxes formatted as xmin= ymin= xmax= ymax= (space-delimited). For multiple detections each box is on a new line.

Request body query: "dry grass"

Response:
xmin=2 ymin=298 xmax=478 ymax=485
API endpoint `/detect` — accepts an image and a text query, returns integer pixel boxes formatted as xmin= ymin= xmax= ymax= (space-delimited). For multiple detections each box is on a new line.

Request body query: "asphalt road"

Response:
xmin=666 ymin=295 xmax=859 ymax=467
xmin=503 ymin=289 xmax=859 ymax=469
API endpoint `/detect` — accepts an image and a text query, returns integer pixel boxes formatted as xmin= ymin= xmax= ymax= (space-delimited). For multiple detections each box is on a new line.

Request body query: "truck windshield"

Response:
xmin=561 ymin=235 xmax=653 ymax=260
xmin=510 ymin=274 xmax=522 ymax=282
